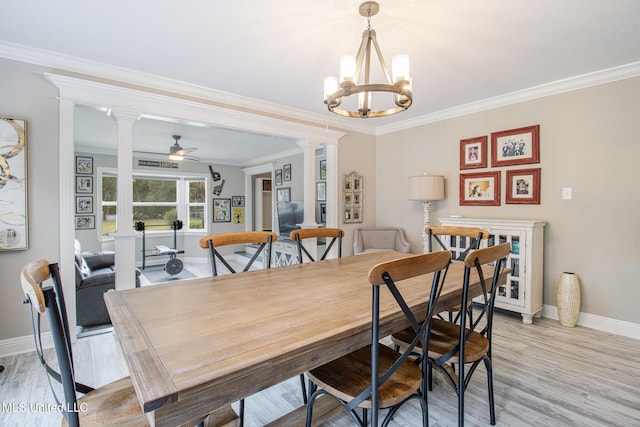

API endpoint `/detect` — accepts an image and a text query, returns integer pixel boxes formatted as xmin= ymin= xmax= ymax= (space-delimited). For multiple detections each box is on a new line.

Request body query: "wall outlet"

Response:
xmin=562 ymin=187 xmax=572 ymax=200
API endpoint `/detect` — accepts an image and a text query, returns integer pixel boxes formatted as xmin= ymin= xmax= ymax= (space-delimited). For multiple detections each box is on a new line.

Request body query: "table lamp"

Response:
xmin=409 ymin=174 xmax=445 ymax=252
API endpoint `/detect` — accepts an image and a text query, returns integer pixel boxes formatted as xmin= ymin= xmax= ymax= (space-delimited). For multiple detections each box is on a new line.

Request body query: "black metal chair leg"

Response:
xmin=484 ymin=357 xmax=496 ymax=425
xmin=239 ymin=398 xmax=245 ymax=427
xmin=299 ymin=373 xmax=308 ymax=403
xmin=0 ymin=365 xmax=4 ymax=373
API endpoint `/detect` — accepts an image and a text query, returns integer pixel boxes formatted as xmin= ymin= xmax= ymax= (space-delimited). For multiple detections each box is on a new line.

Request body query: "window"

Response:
xmin=100 ymin=170 xmax=207 ymax=235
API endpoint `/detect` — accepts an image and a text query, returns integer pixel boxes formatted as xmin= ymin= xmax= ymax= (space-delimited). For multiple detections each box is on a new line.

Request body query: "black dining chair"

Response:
xmin=425 ymin=226 xmax=488 ymax=324
xmin=199 ymin=231 xmax=278 ymax=426
xmin=19 ymin=259 xmax=212 ymax=427
xmin=392 ymin=243 xmax=511 ymax=426
xmin=199 ymin=231 xmax=277 ymax=276
xmin=428 ymin=242 xmax=510 ymax=426
xmin=289 ymin=227 xmax=344 ymax=402
xmin=305 ymin=250 xmax=452 ymax=427
xmin=290 ymin=227 xmax=344 ymax=263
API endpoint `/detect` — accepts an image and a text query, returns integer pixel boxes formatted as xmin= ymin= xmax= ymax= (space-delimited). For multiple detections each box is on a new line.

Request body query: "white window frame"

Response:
xmin=97 ymin=167 xmax=209 ymax=237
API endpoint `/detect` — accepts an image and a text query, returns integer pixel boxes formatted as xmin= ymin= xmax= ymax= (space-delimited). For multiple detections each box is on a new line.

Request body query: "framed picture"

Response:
xmin=76 ymin=196 xmax=93 ymax=214
xmin=320 ymin=160 xmax=327 ymax=180
xmin=320 ymin=203 xmax=326 ymax=223
xmin=459 ymin=171 xmax=501 ymax=206
xmin=460 ymin=136 xmax=488 ymax=169
xmin=75 ymin=215 xmax=95 ymax=230
xmin=232 ymin=195 xmax=245 ymax=207
xmin=76 ymin=156 xmax=93 ymax=175
xmin=262 ymin=179 xmax=271 ymax=191
xmin=275 ymin=169 xmax=283 ymax=186
xmin=213 ymin=198 xmax=231 ymax=222
xmin=491 ymin=124 xmax=540 ymax=167
xmin=0 ymin=117 xmax=28 ymax=250
xmin=343 ymin=171 xmax=363 ymax=223
xmin=76 ymin=176 xmax=93 ymax=193
xmin=276 ymin=187 xmax=291 ymax=202
xmin=316 ymin=182 xmax=326 ymax=201
xmin=233 ymin=207 xmax=244 ymax=224
xmin=283 ymin=163 xmax=292 ymax=181
xmin=506 ymin=168 xmax=541 ymax=204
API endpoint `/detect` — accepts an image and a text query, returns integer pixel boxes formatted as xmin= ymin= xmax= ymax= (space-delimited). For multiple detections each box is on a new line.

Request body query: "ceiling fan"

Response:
xmin=134 ymin=135 xmax=199 ymax=161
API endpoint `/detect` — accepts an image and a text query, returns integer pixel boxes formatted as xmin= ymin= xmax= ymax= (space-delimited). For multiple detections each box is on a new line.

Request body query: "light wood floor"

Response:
xmin=2 ymin=311 xmax=639 ymax=427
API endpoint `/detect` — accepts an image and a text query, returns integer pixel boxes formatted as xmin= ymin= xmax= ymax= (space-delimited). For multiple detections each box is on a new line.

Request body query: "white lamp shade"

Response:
xmin=409 ymin=175 xmax=445 ymax=201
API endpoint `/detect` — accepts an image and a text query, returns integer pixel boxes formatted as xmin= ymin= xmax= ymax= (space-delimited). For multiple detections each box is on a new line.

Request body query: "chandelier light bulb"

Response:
xmin=340 ymin=55 xmax=357 ymax=85
xmin=392 ymin=54 xmax=410 ymax=83
xmin=324 ymin=76 xmax=338 ymax=102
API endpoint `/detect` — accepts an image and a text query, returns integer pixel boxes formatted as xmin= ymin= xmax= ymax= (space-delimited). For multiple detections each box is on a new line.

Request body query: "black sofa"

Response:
xmin=74 ymin=239 xmax=140 ymax=327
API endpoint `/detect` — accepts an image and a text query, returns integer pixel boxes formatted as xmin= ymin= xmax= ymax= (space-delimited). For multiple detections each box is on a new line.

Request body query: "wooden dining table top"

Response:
xmin=104 ymin=251 xmax=506 ymax=427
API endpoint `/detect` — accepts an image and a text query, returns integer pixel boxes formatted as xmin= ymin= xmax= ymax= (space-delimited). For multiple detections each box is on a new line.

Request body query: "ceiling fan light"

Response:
xmin=169 ymin=153 xmax=184 ymax=161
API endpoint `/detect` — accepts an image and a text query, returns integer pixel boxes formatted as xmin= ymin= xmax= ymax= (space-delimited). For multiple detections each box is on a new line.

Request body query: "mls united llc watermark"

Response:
xmin=3 ymin=401 xmax=88 ymax=413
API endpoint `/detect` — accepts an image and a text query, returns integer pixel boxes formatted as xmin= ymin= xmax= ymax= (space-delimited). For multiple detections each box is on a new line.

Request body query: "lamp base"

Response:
xmin=421 ymin=200 xmax=432 ymax=253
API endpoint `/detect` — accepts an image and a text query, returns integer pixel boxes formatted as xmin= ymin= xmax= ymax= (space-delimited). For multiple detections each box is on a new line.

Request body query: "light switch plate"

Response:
xmin=562 ymin=187 xmax=572 ymax=200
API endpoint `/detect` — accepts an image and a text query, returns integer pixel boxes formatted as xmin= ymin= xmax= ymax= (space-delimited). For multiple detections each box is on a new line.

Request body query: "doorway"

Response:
xmin=253 ymin=174 xmax=272 ymax=231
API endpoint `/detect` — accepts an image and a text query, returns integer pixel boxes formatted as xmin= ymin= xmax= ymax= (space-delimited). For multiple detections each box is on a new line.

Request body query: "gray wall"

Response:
xmin=0 ymin=58 xmax=60 ymax=340
xmin=1 ymin=56 xmax=638 ymax=344
xmin=376 ymin=76 xmax=640 ymax=324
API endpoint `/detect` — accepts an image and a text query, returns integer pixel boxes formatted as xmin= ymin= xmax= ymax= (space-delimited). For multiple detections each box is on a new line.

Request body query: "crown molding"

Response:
xmin=377 ymin=61 xmax=640 ymax=135
xmin=2 ymin=40 xmax=639 ymax=137
xmin=0 ymin=40 xmax=375 ymax=135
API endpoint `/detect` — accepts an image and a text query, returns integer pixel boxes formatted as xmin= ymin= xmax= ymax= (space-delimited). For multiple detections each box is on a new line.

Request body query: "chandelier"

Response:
xmin=323 ymin=1 xmax=412 ymax=118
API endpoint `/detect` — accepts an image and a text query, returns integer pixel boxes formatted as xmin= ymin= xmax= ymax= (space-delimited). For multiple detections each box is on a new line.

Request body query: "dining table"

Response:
xmin=104 ymin=250 xmax=507 ymax=427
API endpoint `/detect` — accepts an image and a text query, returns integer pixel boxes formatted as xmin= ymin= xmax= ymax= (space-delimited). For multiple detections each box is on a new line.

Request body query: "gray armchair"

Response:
xmin=353 ymin=227 xmax=411 ymax=255
xmin=74 ymin=239 xmax=140 ymax=327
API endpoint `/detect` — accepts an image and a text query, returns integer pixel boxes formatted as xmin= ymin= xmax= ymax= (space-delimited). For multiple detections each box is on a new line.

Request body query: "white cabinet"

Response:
xmin=272 ymin=239 xmax=299 ymax=267
xmin=438 ymin=218 xmax=546 ymax=324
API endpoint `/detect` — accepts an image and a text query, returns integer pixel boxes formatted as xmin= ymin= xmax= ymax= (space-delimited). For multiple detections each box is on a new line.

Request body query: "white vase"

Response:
xmin=556 ymin=272 xmax=581 ymax=327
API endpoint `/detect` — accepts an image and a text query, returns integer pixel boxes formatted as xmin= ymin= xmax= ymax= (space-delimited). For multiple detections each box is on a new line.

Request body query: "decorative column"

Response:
xmin=112 ymin=109 xmax=141 ymax=290
xmin=297 ymin=139 xmax=321 ymax=229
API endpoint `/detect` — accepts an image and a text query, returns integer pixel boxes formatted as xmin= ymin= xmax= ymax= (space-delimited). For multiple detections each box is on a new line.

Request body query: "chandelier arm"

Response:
xmin=353 ymin=30 xmax=370 ymax=85
xmin=369 ymin=31 xmax=394 ymax=85
xmin=325 ymin=84 xmax=412 ymax=117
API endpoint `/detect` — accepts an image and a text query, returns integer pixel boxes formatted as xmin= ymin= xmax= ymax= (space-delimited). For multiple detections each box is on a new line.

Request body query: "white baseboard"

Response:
xmin=0 ymin=332 xmax=53 ymax=358
xmin=542 ymin=304 xmax=640 ymax=340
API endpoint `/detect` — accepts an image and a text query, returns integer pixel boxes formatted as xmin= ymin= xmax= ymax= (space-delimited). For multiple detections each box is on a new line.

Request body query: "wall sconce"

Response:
xmin=409 ymin=174 xmax=445 ymax=252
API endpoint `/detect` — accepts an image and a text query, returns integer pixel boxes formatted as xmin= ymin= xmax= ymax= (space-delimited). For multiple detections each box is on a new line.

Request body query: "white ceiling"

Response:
xmin=2 ymin=0 xmax=640 ymax=163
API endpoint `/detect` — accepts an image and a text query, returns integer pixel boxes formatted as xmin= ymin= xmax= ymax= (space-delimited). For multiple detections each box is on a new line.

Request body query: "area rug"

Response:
xmin=141 ymin=264 xmax=197 ymax=284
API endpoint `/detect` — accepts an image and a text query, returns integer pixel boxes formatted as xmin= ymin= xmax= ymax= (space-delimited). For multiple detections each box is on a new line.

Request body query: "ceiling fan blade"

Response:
xmin=133 ymin=150 xmax=165 ymax=156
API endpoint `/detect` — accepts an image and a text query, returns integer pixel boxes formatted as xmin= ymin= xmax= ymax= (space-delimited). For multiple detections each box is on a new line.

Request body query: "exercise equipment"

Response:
xmin=135 ymin=220 xmax=185 ymax=275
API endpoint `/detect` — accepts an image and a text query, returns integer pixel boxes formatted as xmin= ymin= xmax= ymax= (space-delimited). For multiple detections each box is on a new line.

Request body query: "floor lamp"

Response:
xmin=409 ymin=174 xmax=445 ymax=253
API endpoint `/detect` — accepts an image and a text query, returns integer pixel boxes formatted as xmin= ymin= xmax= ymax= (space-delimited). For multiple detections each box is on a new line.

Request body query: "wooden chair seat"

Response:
xmin=307 ymin=344 xmax=423 ymax=410
xmin=391 ymin=318 xmax=489 ymax=364
xmin=427 ymin=318 xmax=489 ymax=364
xmin=62 ymin=376 xmax=148 ymax=427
